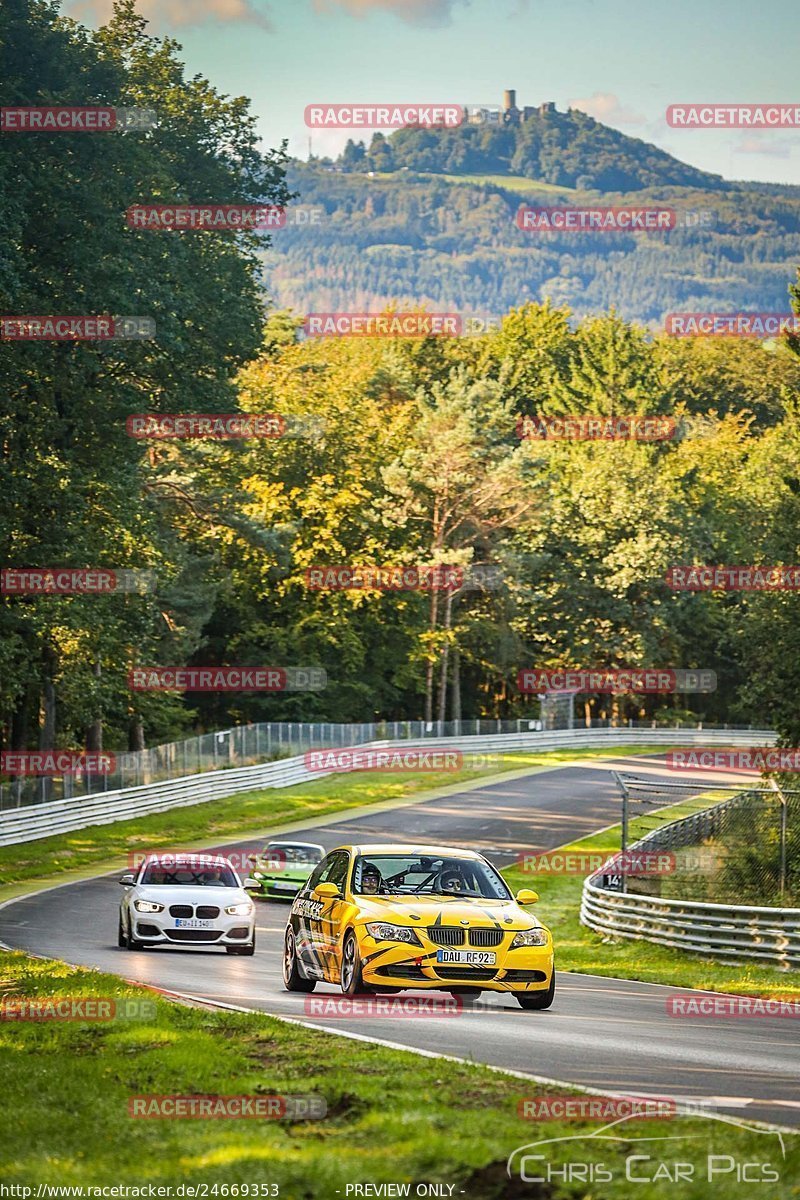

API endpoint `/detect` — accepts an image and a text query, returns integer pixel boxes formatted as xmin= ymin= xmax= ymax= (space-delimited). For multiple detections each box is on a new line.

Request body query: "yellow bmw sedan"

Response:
xmin=282 ymin=843 xmax=555 ymax=1010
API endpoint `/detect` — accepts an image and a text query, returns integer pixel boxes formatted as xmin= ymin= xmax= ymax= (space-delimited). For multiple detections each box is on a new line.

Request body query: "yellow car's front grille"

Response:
xmin=427 ymin=926 xmax=465 ymax=946
xmin=426 ymin=926 xmax=505 ymax=947
xmin=468 ymin=928 xmax=503 ymax=947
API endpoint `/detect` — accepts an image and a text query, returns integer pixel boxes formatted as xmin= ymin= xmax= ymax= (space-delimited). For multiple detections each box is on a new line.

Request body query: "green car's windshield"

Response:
xmin=265 ymin=844 xmax=323 ymax=866
xmin=352 ymin=854 xmax=511 ymax=900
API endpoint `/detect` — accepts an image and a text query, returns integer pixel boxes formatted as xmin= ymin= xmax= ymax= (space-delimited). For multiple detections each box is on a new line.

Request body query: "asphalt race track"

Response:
xmin=2 ymin=755 xmax=798 ymax=1129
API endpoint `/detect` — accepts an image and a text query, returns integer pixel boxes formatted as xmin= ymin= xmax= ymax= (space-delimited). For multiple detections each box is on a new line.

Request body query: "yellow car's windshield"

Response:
xmin=353 ymin=854 xmax=511 ymax=900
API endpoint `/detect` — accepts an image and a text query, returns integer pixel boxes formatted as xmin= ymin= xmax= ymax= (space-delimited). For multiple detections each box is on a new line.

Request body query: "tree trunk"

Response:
xmin=128 ymin=717 xmax=146 ymax=752
xmin=451 ymin=646 xmax=462 ymax=725
xmin=437 ymin=591 xmax=454 ymax=725
xmin=39 ymin=671 xmax=56 ymax=750
xmin=38 ymin=650 xmax=57 ymax=803
xmin=424 ymin=586 xmax=440 ymax=723
xmin=85 ymin=662 xmax=103 ymax=751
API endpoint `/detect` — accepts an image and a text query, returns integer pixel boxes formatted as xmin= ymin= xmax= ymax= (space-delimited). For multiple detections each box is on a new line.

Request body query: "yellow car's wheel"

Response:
xmin=516 ymin=974 xmax=555 ymax=1010
xmin=283 ymin=928 xmax=316 ymax=993
xmin=341 ymin=929 xmax=372 ymax=996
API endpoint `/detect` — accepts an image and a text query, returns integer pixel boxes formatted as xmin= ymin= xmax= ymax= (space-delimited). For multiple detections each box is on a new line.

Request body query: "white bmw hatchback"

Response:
xmin=118 ymin=854 xmax=258 ymax=955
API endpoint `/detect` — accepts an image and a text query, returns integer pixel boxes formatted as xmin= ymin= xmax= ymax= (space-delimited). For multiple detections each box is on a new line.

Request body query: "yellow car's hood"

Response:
xmin=353 ymin=894 xmax=541 ymax=931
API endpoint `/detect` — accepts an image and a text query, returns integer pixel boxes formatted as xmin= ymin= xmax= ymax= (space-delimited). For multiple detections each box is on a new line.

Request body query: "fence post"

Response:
xmin=769 ymin=777 xmax=788 ymax=901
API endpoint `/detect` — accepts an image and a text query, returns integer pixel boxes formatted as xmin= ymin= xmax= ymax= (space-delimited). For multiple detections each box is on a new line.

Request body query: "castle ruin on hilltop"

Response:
xmin=465 ymin=89 xmax=556 ymax=126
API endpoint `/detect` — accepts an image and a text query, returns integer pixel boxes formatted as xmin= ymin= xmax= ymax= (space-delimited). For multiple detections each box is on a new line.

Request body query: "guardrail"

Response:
xmin=580 ymin=885 xmax=800 ymax=970
xmin=580 ymin=782 xmax=800 ymax=970
xmin=0 ymin=725 xmax=775 ymax=847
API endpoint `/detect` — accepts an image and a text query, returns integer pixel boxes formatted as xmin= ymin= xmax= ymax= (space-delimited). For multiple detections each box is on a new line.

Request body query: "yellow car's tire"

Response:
xmin=283 ymin=928 xmax=316 ymax=992
xmin=341 ymin=929 xmax=372 ymax=996
xmin=516 ymin=974 xmax=555 ymax=1010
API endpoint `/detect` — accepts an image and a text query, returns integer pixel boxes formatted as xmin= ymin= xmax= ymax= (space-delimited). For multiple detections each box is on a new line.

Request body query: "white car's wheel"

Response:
xmin=226 ymin=933 xmax=256 ymax=957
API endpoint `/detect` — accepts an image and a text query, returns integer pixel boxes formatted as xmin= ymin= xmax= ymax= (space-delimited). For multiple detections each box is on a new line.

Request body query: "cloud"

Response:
xmin=311 ymin=0 xmax=467 ymax=26
xmin=65 ymin=0 xmax=272 ymax=31
xmin=567 ymin=91 xmax=646 ymax=127
xmin=734 ymin=135 xmax=793 ymax=159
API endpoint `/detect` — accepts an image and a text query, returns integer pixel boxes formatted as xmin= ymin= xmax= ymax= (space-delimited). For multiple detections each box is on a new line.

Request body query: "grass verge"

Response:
xmin=502 ymin=795 xmax=800 ymax=998
xmin=1 ymin=949 xmax=797 ymax=1196
xmin=0 ymin=746 xmax=665 ymax=896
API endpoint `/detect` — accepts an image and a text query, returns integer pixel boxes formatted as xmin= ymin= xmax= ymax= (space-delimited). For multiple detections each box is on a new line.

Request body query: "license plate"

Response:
xmin=436 ymin=949 xmax=496 ymax=966
xmin=271 ymin=882 xmax=297 ymax=892
xmin=175 ymin=918 xmax=213 ymax=929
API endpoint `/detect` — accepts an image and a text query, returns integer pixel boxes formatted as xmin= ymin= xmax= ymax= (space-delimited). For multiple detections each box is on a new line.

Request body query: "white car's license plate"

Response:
xmin=175 ymin=918 xmax=213 ymax=929
xmin=436 ymin=949 xmax=496 ymax=966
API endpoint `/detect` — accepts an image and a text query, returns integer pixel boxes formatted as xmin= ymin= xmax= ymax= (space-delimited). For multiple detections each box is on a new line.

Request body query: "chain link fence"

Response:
xmin=611 ymin=774 xmax=800 ymax=907
xmin=0 ymin=715 xmax=767 ymax=811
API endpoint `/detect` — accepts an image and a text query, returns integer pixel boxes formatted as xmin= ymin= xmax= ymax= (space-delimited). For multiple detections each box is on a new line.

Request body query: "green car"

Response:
xmin=247 ymin=840 xmax=325 ymax=900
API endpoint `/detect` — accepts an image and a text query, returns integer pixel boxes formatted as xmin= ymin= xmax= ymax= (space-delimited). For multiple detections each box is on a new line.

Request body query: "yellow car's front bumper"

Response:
xmin=359 ymin=932 xmax=554 ymax=993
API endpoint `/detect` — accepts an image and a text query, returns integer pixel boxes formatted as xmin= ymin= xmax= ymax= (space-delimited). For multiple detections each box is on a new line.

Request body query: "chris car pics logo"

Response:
xmin=507 ymin=1112 xmax=787 ymax=1186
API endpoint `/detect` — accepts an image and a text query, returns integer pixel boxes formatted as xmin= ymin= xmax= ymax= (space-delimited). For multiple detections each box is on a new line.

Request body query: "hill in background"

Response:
xmin=262 ymin=105 xmax=800 ymax=325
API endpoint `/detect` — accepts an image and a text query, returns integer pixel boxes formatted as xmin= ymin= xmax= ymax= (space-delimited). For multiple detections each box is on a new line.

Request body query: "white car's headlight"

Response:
xmin=225 ymin=902 xmax=255 ymax=916
xmin=510 ymin=928 xmax=549 ymax=949
xmin=366 ymin=922 xmax=421 ymax=945
xmin=133 ymin=900 xmax=164 ymax=914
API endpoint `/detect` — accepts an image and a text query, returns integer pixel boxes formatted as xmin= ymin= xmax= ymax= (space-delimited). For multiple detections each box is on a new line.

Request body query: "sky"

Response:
xmin=65 ymin=0 xmax=800 ymax=185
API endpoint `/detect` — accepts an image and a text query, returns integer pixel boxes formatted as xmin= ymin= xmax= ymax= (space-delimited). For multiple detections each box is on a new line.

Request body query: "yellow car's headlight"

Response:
xmin=510 ymin=928 xmax=549 ymax=948
xmin=366 ymin=922 xmax=422 ymax=946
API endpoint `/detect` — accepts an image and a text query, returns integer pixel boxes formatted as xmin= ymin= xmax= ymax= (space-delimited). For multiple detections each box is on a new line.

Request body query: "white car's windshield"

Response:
xmin=352 ymin=854 xmax=511 ymax=900
xmin=140 ymin=864 xmax=239 ymax=887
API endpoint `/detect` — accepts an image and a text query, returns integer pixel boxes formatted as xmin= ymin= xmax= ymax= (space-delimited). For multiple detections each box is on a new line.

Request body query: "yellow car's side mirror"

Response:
xmin=315 ymin=882 xmax=340 ymax=899
xmin=516 ymin=888 xmax=539 ymax=905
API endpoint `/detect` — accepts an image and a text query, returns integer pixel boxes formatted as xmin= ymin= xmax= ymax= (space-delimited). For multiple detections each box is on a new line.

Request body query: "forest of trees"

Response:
xmin=263 ymin=163 xmax=800 ymax=324
xmin=338 ymin=107 xmax=726 ymax=192
xmin=3 ymin=1 xmax=800 ymax=767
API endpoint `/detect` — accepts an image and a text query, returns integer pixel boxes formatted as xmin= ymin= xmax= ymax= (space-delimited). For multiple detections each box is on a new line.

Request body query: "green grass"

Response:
xmin=428 ymin=171 xmax=577 ymax=195
xmin=0 ymin=746 xmax=667 ymax=897
xmin=502 ymin=795 xmax=800 ymax=998
xmin=2 ymin=949 xmax=797 ymax=1196
xmin=366 ymin=169 xmax=577 ymax=195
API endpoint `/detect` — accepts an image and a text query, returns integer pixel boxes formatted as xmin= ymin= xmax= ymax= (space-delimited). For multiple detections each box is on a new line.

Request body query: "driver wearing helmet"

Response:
xmin=360 ymin=861 xmax=383 ymax=895
xmin=438 ymin=865 xmax=466 ymax=894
